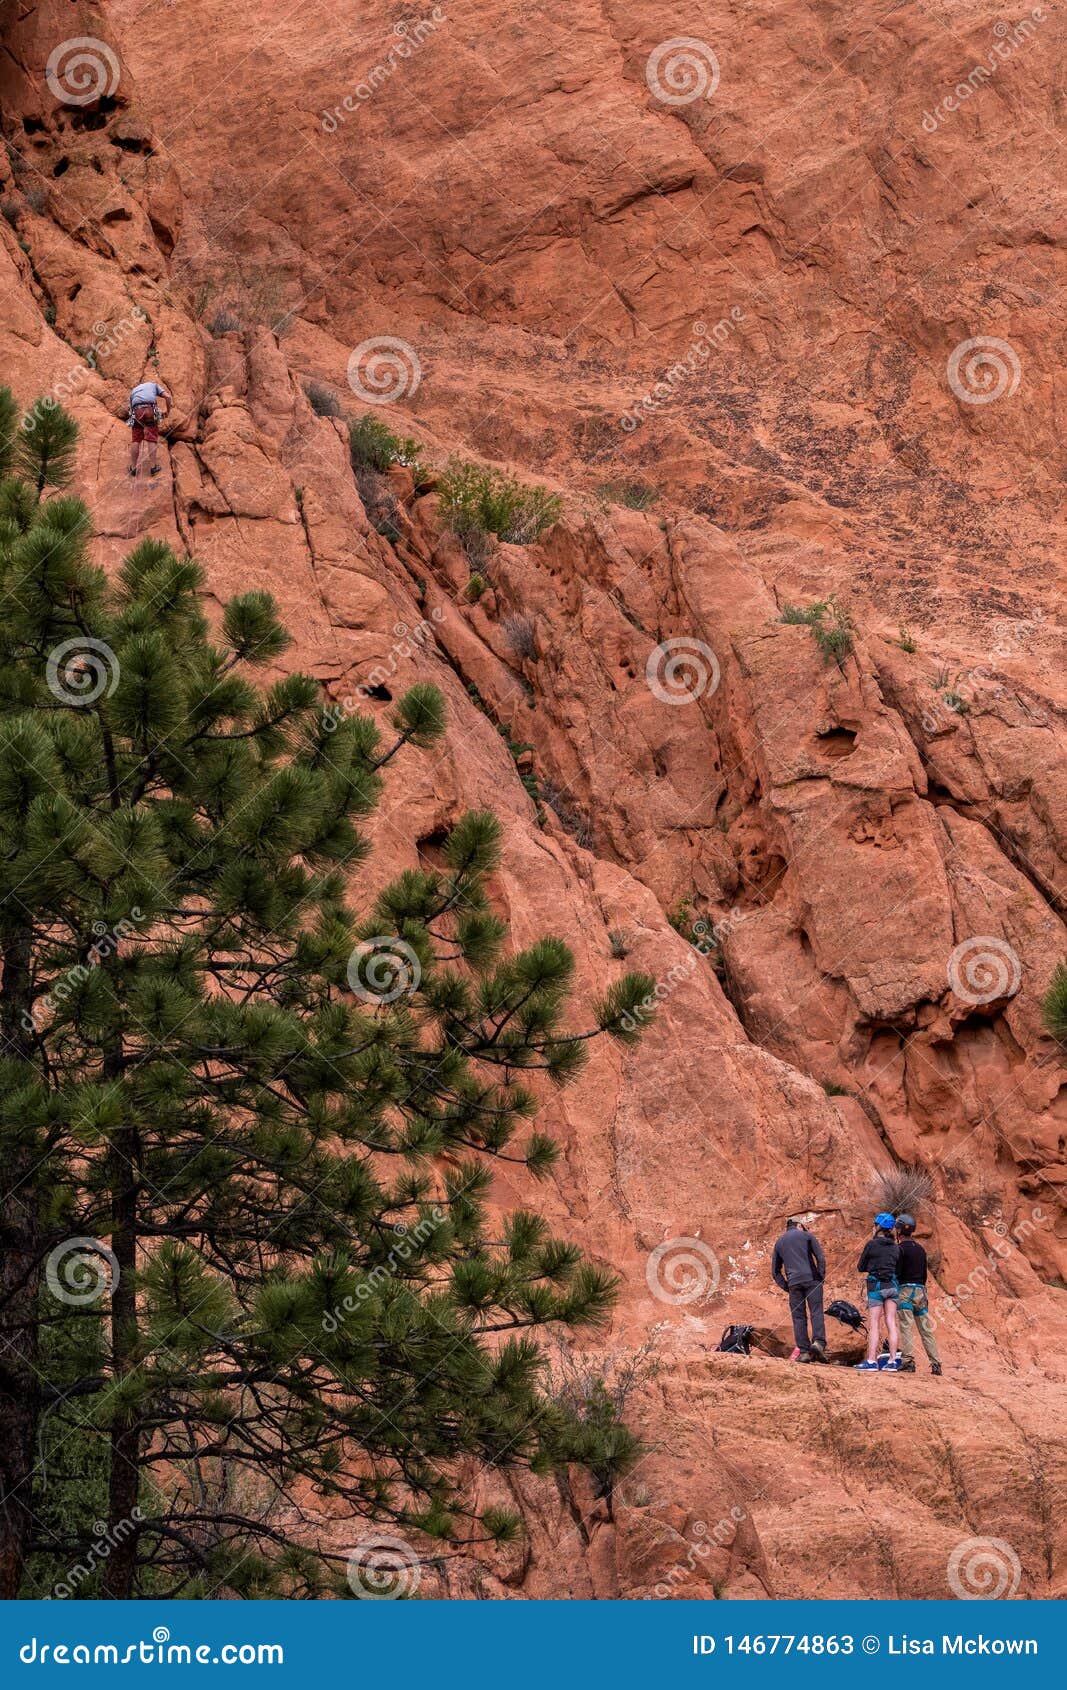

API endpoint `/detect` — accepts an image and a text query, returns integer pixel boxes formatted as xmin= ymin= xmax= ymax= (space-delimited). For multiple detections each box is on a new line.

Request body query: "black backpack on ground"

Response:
xmin=826 ymin=1298 xmax=864 ymax=1330
xmin=716 ymin=1324 xmax=754 ymax=1355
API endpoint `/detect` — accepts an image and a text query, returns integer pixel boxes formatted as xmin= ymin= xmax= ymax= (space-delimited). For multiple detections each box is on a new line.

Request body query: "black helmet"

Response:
xmin=896 ymin=1212 xmax=916 ymax=1232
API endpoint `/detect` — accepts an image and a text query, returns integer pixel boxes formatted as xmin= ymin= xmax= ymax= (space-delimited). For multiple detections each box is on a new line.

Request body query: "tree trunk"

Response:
xmin=102 ymin=1048 xmax=140 ymax=1599
xmin=0 ymin=931 xmax=41 ymax=1598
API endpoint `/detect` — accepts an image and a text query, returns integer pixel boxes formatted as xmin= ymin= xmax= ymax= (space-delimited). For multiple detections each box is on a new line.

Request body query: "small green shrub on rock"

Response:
xmin=439 ymin=458 xmax=561 ymax=555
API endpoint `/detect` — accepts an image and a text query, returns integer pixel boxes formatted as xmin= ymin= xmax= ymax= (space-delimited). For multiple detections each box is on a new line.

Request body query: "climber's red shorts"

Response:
xmin=131 ymin=420 xmax=159 ymax=443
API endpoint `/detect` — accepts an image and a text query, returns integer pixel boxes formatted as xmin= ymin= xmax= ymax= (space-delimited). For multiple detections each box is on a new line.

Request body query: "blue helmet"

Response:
xmin=874 ymin=1212 xmax=896 ymax=1230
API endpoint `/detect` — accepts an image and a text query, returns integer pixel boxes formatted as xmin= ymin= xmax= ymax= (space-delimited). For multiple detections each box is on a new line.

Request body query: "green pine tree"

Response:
xmin=14 ymin=395 xmax=79 ymax=497
xmin=0 ymin=389 xmax=655 ymax=1599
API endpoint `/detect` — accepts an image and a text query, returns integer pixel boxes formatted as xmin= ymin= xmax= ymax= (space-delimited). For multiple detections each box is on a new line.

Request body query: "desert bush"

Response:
xmin=502 ymin=613 xmax=537 ymax=660
xmin=873 ymin=1164 xmax=933 ymax=1217
xmin=609 ymin=930 xmax=631 ymax=960
xmin=1 ymin=196 xmax=20 ymax=228
xmin=541 ymin=780 xmax=592 ymax=848
xmin=1041 ymin=962 xmax=1067 ymax=1045
xmin=348 ymin=414 xmax=423 ymax=476
xmin=303 ymin=379 xmax=343 ymax=419
xmin=23 ymin=186 xmax=47 ymax=214
xmin=464 ymin=573 xmax=487 ymax=603
xmin=781 ymin=596 xmax=853 ymax=667
xmin=208 ymin=308 xmax=242 ymax=335
xmin=438 ymin=458 xmax=561 ymax=554
xmin=597 ymin=479 xmax=659 ymax=511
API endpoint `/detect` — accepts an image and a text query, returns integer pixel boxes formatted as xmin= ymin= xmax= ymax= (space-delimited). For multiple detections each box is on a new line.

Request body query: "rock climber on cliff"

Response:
xmin=771 ymin=1217 xmax=828 ymax=1363
xmin=855 ymin=1214 xmax=901 ymax=1372
xmin=127 ymin=376 xmax=171 ymax=477
xmin=895 ymin=1214 xmax=942 ymax=1377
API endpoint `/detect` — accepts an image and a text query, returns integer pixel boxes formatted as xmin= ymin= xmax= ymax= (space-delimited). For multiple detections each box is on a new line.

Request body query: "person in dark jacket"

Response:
xmin=771 ymin=1218 xmax=828 ymax=1362
xmin=855 ymin=1213 xmax=901 ymax=1371
xmin=895 ymin=1214 xmax=942 ymax=1376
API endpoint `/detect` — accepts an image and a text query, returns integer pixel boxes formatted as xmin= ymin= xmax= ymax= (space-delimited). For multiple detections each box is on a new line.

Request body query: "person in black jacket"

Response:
xmin=895 ymin=1214 xmax=942 ymax=1376
xmin=855 ymin=1213 xmax=901 ymax=1372
xmin=771 ymin=1218 xmax=828 ymax=1362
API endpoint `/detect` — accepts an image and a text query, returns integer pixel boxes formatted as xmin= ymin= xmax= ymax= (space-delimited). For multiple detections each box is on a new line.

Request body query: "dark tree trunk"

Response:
xmin=0 ymin=931 xmax=41 ymax=1598
xmin=102 ymin=1042 xmax=140 ymax=1600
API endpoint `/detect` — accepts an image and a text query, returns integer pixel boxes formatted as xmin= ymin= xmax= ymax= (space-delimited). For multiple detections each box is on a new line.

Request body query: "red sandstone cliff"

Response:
xmin=2 ymin=0 xmax=1065 ymax=1599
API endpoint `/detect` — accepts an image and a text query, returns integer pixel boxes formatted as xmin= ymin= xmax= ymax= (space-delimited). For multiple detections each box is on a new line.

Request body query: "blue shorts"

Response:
xmin=866 ymin=1273 xmax=899 ymax=1306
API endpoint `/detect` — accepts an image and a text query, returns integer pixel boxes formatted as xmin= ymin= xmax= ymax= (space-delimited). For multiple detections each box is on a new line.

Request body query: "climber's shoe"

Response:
xmin=794 ymin=1349 xmax=812 ymax=1363
xmin=881 ymin=1359 xmax=901 ymax=1371
xmin=898 ymin=1357 xmax=916 ymax=1373
xmin=854 ymin=1360 xmax=880 ymax=1372
xmin=127 ymin=466 xmax=137 ymax=477
xmin=149 ymin=463 xmax=161 ymax=476
xmin=931 ymin=1361 xmax=943 ymax=1377
xmin=809 ymin=1339 xmax=829 ymax=1363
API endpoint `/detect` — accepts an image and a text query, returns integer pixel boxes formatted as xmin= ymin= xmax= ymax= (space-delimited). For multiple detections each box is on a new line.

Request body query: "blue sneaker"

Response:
xmin=854 ymin=1360 xmax=880 ymax=1371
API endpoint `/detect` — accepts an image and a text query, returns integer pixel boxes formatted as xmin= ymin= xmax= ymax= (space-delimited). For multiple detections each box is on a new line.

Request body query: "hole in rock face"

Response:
xmin=101 ymin=205 xmax=133 ymax=225
xmin=22 ymin=117 xmax=46 ymax=135
xmin=364 ymin=683 xmax=392 ymax=702
xmin=53 ymin=157 xmax=70 ymax=177
xmin=816 ymin=725 xmax=858 ymax=759
xmin=416 ymin=826 xmax=450 ymax=869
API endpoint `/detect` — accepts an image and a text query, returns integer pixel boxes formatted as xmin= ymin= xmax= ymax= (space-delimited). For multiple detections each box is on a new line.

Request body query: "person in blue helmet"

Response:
xmin=855 ymin=1213 xmax=901 ymax=1372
